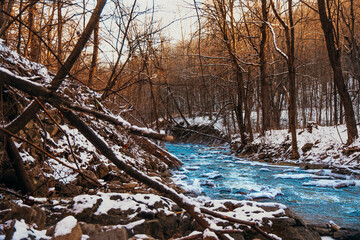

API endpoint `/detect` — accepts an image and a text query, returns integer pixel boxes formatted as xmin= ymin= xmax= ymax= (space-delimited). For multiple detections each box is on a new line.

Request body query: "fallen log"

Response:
xmin=0 ymin=69 xmax=175 ymax=142
xmin=131 ymin=135 xmax=182 ymax=167
xmin=58 ymin=107 xmax=229 ymax=240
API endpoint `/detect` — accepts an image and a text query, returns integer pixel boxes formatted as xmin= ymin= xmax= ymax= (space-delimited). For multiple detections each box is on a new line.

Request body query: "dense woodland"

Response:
xmin=1 ymin=0 xmax=360 ymax=158
xmin=0 ymin=1 xmax=359 ymax=239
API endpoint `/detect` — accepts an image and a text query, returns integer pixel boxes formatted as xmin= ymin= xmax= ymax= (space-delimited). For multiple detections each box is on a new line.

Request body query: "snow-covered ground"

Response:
xmin=232 ymin=124 xmax=360 ymax=174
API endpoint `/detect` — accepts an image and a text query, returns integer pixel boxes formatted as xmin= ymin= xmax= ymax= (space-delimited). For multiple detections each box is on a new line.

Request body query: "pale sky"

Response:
xmin=133 ymin=0 xmax=197 ymax=42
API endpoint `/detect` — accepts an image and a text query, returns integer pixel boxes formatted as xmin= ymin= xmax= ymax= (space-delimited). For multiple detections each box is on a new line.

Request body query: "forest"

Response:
xmin=0 ymin=0 xmax=359 ymax=156
xmin=0 ymin=0 xmax=359 ymax=239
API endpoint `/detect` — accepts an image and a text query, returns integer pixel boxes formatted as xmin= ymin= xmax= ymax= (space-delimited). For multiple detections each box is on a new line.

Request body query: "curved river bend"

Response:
xmin=166 ymin=143 xmax=360 ymax=230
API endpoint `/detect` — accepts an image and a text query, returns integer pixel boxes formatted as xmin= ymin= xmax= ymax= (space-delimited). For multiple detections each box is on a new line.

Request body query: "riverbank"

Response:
xmin=231 ymin=124 xmax=360 ymax=177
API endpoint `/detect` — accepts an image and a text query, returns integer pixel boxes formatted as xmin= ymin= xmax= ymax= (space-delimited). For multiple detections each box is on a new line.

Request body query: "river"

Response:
xmin=166 ymin=143 xmax=360 ymax=230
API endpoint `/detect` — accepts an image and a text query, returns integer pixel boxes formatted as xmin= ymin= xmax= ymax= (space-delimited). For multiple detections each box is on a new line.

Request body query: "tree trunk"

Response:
xmin=5 ymin=137 xmax=35 ymax=194
xmin=88 ymin=20 xmax=99 ymax=85
xmin=318 ymin=0 xmax=358 ymax=144
xmin=288 ymin=0 xmax=299 ymax=158
xmin=301 ymin=78 xmax=307 ymax=128
xmin=0 ymin=0 xmax=15 ymax=39
xmin=57 ymin=0 xmax=63 ymax=69
xmin=260 ymin=0 xmax=270 ymax=135
xmin=235 ymin=71 xmax=247 ymax=144
xmin=5 ymin=0 xmax=107 ymax=134
xmin=16 ymin=0 xmax=23 ymax=54
xmin=24 ymin=0 xmax=36 ymax=59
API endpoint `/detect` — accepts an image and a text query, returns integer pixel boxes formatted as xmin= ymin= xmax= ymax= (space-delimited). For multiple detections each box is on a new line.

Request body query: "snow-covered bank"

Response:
xmin=232 ymin=125 xmax=360 ymax=175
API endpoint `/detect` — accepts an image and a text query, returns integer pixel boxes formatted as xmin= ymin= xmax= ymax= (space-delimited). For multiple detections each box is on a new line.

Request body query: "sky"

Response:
xmin=132 ymin=0 xmax=197 ymax=42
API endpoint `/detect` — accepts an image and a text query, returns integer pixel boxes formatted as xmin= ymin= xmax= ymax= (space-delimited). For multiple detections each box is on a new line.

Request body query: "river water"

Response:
xmin=166 ymin=143 xmax=360 ymax=230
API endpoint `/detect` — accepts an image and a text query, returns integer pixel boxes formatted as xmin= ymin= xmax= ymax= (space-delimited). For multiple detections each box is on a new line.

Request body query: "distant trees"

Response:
xmin=0 ymin=0 xmax=359 ymax=147
xmin=317 ymin=0 xmax=358 ymax=144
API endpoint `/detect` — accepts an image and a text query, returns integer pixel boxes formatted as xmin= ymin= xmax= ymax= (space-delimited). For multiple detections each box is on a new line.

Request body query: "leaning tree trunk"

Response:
xmin=88 ymin=20 xmax=99 ymax=85
xmin=318 ymin=0 xmax=358 ymax=144
xmin=0 ymin=0 xmax=107 ymax=195
xmin=5 ymin=0 xmax=107 ymax=134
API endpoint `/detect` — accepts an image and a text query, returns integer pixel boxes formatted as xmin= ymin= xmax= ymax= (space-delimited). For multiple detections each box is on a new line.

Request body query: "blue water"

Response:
xmin=167 ymin=143 xmax=360 ymax=230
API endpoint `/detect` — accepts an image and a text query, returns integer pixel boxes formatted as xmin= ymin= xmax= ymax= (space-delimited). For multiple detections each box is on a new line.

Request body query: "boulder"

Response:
xmin=4 ymin=219 xmax=48 ymax=240
xmin=89 ymin=227 xmax=128 ymax=240
xmin=302 ymin=143 xmax=314 ymax=153
xmin=261 ymin=209 xmax=321 ymax=240
xmin=96 ymin=163 xmax=109 ymax=179
xmin=52 ymin=216 xmax=82 ymax=240
xmin=76 ymin=170 xmax=99 ymax=188
xmin=79 ymin=223 xmax=101 ymax=236
xmin=3 ymin=202 xmax=46 ymax=229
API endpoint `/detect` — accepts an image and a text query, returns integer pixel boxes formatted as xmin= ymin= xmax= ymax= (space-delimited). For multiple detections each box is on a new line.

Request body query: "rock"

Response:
xmin=89 ymin=227 xmax=128 ymax=240
xmin=161 ymin=171 xmax=172 ymax=178
xmin=80 ymin=223 xmax=101 ymax=236
xmin=96 ymin=163 xmax=109 ymax=179
xmin=332 ymin=229 xmax=360 ymax=240
xmin=4 ymin=219 xmax=47 ymax=240
xmin=300 ymin=163 xmax=329 ymax=170
xmin=130 ymin=219 xmax=171 ymax=239
xmin=262 ymin=209 xmax=321 ymax=240
xmin=52 ymin=216 xmax=82 ymax=240
xmin=203 ymin=228 xmax=218 ymax=240
xmin=57 ymin=183 xmax=83 ymax=197
xmin=328 ymin=220 xmax=341 ymax=231
xmin=258 ymin=153 xmax=266 ymax=159
xmin=156 ymin=211 xmax=177 ymax=238
xmin=76 ymin=170 xmax=99 ymax=188
xmin=3 ymin=202 xmax=46 ymax=229
xmin=302 ymin=143 xmax=314 ymax=153
xmin=306 ymin=121 xmax=317 ymax=133
xmin=91 ymin=208 xmax=138 ymax=225
xmin=0 ymin=169 xmax=20 ymax=190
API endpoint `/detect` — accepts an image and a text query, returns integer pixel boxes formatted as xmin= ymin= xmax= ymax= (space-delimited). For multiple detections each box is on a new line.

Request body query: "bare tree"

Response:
xmin=317 ymin=0 xmax=358 ymax=144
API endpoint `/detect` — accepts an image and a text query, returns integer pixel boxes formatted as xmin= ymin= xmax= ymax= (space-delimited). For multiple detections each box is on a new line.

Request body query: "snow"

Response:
xmin=28 ymin=196 xmax=47 ymax=203
xmin=123 ymin=219 xmax=145 ymax=230
xmin=9 ymin=220 xmax=50 ymax=240
xmin=249 ymin=125 xmax=360 ymax=171
xmin=73 ymin=195 xmax=101 ymax=214
xmin=131 ymin=234 xmax=153 ymax=239
xmin=203 ymin=228 xmax=219 ymax=239
xmin=206 ymin=199 xmax=287 ymax=224
xmin=72 ymin=193 xmax=175 ymax=217
xmin=321 ymin=236 xmax=335 ymax=240
xmin=303 ymin=179 xmax=360 ymax=188
xmin=274 ymin=173 xmax=320 ymax=179
xmin=54 ymin=216 xmax=78 ymax=237
xmin=246 ymin=186 xmax=283 ymax=200
xmin=269 ymin=233 xmax=282 ymax=240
